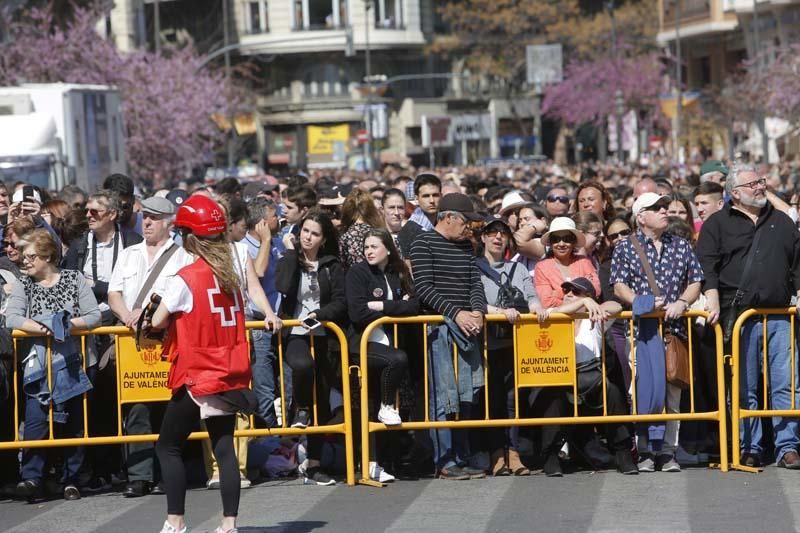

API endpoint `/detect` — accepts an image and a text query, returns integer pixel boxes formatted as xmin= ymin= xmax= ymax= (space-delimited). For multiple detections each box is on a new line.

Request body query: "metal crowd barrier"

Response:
xmin=730 ymin=307 xmax=798 ymax=474
xmin=355 ymin=311 xmax=728 ymax=486
xmin=1 ymin=320 xmax=356 ymax=486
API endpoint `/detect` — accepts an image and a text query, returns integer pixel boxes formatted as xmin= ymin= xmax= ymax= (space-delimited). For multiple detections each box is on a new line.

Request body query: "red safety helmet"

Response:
xmin=174 ymin=195 xmax=226 ymax=236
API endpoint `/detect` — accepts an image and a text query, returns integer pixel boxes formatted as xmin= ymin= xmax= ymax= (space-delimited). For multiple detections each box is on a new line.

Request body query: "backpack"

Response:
xmin=476 ymin=258 xmax=528 ymax=339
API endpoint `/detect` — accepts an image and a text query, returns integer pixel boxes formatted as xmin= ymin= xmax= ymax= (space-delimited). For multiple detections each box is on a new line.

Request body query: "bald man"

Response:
xmin=633 ymin=178 xmax=658 ymax=201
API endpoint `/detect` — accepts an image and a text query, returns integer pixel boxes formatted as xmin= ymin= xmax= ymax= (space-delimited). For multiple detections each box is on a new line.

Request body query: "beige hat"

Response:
xmin=632 ymin=192 xmax=670 ymax=217
xmin=541 ymin=217 xmax=586 ymax=248
xmin=498 ymin=190 xmax=533 ymax=216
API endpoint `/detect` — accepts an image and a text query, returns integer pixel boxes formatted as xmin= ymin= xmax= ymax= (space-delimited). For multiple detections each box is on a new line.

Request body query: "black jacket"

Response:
xmin=345 ymin=261 xmax=419 ymax=352
xmin=63 ymin=227 xmax=142 ymax=304
xmin=275 ymin=250 xmax=347 ymax=326
xmin=697 ymin=202 xmax=800 ymax=307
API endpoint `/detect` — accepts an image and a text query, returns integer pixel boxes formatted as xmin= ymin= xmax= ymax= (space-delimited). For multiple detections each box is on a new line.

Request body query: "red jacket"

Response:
xmin=165 ymin=259 xmax=251 ymax=395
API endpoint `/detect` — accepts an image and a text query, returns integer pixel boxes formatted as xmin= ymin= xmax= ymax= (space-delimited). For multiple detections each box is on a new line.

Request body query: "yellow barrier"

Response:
xmin=730 ymin=307 xmax=797 ymax=474
xmin=2 ymin=320 xmax=356 ymax=486
xmin=356 ymin=311 xmax=728 ymax=486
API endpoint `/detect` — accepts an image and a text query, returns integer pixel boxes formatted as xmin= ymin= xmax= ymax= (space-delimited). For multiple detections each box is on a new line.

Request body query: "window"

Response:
xmin=245 ymin=1 xmax=269 ymax=34
xmin=293 ymin=0 xmax=348 ymax=30
xmin=374 ymin=0 xmax=402 ymax=29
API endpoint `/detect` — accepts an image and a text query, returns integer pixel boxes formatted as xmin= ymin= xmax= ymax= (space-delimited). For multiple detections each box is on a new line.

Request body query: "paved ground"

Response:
xmin=1 ymin=465 xmax=798 ymax=533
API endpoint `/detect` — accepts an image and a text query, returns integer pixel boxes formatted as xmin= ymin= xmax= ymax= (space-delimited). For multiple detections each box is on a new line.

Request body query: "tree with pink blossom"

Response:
xmin=0 ymin=1 xmax=240 ymax=184
xmin=541 ymin=54 xmax=664 ymax=126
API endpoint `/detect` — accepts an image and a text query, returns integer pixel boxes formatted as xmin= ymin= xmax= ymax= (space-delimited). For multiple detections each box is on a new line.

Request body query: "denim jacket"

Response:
xmin=427 ymin=316 xmax=483 ymax=418
xmin=21 ymin=312 xmax=92 ymax=423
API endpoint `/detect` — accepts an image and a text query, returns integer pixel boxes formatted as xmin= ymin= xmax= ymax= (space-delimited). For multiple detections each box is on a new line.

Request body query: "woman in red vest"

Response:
xmin=149 ymin=195 xmax=250 ymax=533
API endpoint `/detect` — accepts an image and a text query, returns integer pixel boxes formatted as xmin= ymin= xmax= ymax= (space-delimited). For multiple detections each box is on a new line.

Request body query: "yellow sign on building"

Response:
xmin=117 ymin=336 xmax=171 ymax=403
xmin=516 ymin=320 xmax=576 ymax=388
xmin=307 ymin=124 xmax=350 ymax=155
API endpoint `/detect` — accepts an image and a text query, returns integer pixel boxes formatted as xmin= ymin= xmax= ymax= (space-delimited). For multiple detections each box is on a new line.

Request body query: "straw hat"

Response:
xmin=541 ymin=217 xmax=586 ymax=248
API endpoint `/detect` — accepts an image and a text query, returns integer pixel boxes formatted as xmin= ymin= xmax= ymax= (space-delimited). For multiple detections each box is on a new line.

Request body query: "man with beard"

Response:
xmin=697 ymin=163 xmax=800 ymax=469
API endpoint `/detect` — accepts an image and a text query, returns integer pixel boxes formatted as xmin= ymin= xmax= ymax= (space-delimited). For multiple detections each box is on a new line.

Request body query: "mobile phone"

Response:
xmin=22 ymin=185 xmax=35 ymax=201
xmin=302 ymin=317 xmax=322 ymax=330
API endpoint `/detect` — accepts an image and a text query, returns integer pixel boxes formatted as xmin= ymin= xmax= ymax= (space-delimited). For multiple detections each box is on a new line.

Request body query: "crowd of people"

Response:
xmin=1 ymin=158 xmax=799 ymax=521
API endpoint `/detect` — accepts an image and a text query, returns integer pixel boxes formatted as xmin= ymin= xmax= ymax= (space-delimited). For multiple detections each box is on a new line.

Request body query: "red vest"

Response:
xmin=165 ymin=259 xmax=250 ymax=395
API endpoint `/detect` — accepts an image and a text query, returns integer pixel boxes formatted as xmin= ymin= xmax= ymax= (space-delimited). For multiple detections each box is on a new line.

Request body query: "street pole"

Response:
xmin=364 ymin=0 xmax=374 ymax=173
xmin=608 ymin=1 xmax=623 ymax=162
xmin=753 ymin=0 xmax=769 ymax=163
xmin=533 ymin=83 xmax=543 ymax=157
xmin=615 ymin=89 xmax=625 ymax=163
xmin=673 ymin=0 xmax=682 ymax=164
xmin=154 ymin=0 xmax=161 ymax=54
xmin=222 ymin=0 xmax=235 ymax=168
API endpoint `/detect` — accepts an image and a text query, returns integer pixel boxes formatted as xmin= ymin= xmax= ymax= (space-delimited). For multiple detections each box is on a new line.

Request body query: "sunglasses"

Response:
xmin=547 ymin=195 xmax=570 ymax=204
xmin=549 ymin=233 xmax=577 ymax=244
xmin=607 ymin=228 xmax=632 ymax=241
xmin=644 ymin=202 xmax=669 ymax=212
xmin=562 ymin=286 xmax=587 ymax=296
xmin=86 ymin=208 xmax=107 ymax=218
xmin=1 ymin=240 xmax=14 ymax=248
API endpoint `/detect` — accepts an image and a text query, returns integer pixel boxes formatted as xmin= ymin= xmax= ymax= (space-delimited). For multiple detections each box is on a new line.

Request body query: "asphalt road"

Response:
xmin=0 ymin=465 xmax=796 ymax=533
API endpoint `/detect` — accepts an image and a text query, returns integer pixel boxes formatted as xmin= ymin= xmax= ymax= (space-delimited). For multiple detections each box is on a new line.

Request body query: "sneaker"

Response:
xmin=274 ymin=398 xmax=283 ymax=426
xmin=292 ymin=408 xmax=311 ymax=429
xmin=637 ymin=453 xmax=655 ymax=473
xmin=461 ymin=464 xmax=487 ymax=479
xmin=377 ymin=403 xmax=402 ymax=426
xmin=657 ymin=454 xmax=681 ymax=472
xmin=303 ymin=466 xmax=336 ymax=486
xmin=240 ymin=476 xmax=251 ymax=489
xmin=467 ymin=451 xmax=490 ymax=473
xmin=159 ymin=520 xmax=188 ymax=533
xmin=436 ymin=465 xmax=470 ymax=480
xmin=369 ymin=462 xmax=396 ymax=483
xmin=85 ymin=475 xmax=111 ymax=493
xmin=615 ymin=450 xmax=639 ymax=475
xmin=16 ymin=479 xmax=42 ymax=500
xmin=206 ymin=476 xmax=220 ymax=490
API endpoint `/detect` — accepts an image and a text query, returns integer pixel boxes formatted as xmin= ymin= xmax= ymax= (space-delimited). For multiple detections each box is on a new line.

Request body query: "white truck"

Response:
xmin=0 ymin=83 xmax=127 ymax=193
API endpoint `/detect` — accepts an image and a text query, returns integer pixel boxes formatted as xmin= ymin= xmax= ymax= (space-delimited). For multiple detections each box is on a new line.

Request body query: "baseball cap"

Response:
xmin=482 ymin=214 xmax=512 ymax=234
xmin=166 ymin=189 xmax=189 ymax=207
xmin=12 ymin=188 xmax=42 ymax=204
xmin=632 ymin=192 xmax=670 ymax=217
xmin=141 ymin=196 xmax=176 ymax=216
xmin=438 ymin=192 xmax=481 ymax=221
xmin=561 ymin=277 xmax=597 ymax=300
xmin=699 ymin=160 xmax=729 ymax=178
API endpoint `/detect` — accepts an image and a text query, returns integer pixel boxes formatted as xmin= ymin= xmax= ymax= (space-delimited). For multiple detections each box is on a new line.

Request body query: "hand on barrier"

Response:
xmin=535 ymin=305 xmax=550 ymax=323
xmin=653 ymin=296 xmax=665 ymax=310
xmin=705 ymin=293 xmax=720 ymax=325
xmin=455 ymin=310 xmax=482 ymax=337
xmin=125 ymin=308 xmax=143 ymax=329
xmin=265 ymin=310 xmax=282 ymax=332
xmin=501 ymin=307 xmax=521 ymax=324
xmin=135 ymin=293 xmax=165 ymax=351
xmin=664 ymin=300 xmax=688 ymax=321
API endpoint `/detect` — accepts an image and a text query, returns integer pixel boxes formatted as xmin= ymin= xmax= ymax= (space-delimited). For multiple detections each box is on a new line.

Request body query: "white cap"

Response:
xmin=632 ymin=192 xmax=669 ymax=217
xmin=498 ymin=190 xmax=532 ymax=216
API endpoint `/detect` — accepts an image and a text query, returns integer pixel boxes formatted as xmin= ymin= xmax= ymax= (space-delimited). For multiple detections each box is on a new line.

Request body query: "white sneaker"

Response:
xmin=377 ymin=403 xmax=402 ymax=426
xmin=240 ymin=476 xmax=251 ymax=488
xmin=369 ymin=461 xmax=395 ymax=483
xmin=206 ymin=476 xmax=220 ymax=490
xmin=159 ymin=521 xmax=187 ymax=533
xmin=273 ymin=398 xmax=283 ymax=426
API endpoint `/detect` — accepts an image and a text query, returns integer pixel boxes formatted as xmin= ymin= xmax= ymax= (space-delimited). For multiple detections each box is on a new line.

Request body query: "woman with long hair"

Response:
xmin=149 ymin=195 xmax=253 ymax=533
xmin=275 ymin=210 xmax=347 ymax=486
xmin=575 ymin=181 xmax=616 ymax=225
xmin=345 ymin=228 xmax=419 ymax=481
xmin=338 ymin=188 xmax=385 ymax=270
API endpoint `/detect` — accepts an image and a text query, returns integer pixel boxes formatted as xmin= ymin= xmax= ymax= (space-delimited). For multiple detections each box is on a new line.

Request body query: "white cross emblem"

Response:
xmin=207 ymin=277 xmax=240 ymax=327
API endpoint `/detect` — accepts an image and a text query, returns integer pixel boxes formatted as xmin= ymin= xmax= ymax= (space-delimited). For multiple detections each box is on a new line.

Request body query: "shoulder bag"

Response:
xmin=629 ymin=235 xmax=690 ymax=389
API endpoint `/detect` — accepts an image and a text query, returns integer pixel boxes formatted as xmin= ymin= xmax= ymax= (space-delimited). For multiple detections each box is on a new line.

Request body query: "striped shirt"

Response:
xmin=410 ymin=229 xmax=486 ymax=319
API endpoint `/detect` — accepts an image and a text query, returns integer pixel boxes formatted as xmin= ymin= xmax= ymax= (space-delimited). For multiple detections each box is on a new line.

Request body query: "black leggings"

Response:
xmin=366 ymin=342 xmax=408 ymax=405
xmin=155 ymin=387 xmax=239 ymax=517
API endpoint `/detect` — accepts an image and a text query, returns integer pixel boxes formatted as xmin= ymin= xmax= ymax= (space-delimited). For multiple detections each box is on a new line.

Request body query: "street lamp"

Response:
xmin=615 ymin=88 xmax=624 ymax=162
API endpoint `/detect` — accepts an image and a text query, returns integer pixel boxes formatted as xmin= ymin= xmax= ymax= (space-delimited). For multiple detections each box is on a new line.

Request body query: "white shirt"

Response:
xmin=108 ymin=237 xmax=193 ymax=310
xmin=162 ymin=242 xmax=248 ymax=314
xmin=574 ymin=318 xmax=614 ymax=366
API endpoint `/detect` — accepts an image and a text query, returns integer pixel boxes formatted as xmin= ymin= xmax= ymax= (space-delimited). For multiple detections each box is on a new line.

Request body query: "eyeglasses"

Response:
xmin=547 ymin=195 xmax=570 ymax=204
xmin=549 ymin=233 xmax=577 ymax=244
xmin=586 ymin=230 xmax=604 ymax=239
xmin=22 ymin=253 xmax=39 ymax=263
xmin=735 ymin=178 xmax=767 ymax=190
xmin=607 ymin=228 xmax=632 ymax=241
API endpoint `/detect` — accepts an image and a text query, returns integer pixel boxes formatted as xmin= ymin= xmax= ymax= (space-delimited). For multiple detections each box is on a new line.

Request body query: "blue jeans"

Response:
xmin=22 ymin=396 xmax=84 ymax=484
xmin=250 ymin=328 xmax=278 ymax=426
xmin=739 ymin=316 xmax=800 ymax=461
xmin=427 ymin=325 xmax=479 ymax=469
